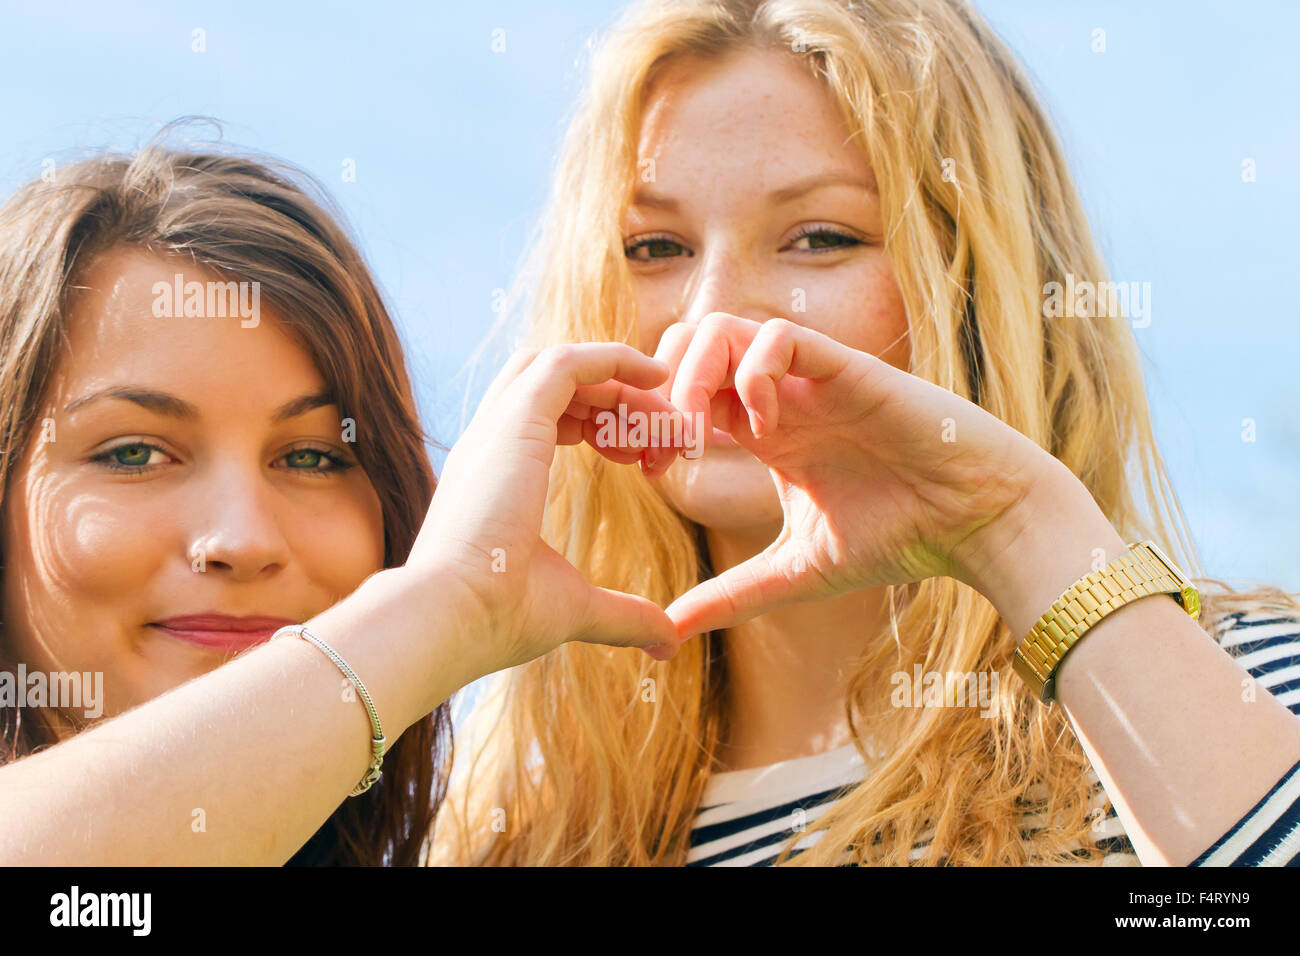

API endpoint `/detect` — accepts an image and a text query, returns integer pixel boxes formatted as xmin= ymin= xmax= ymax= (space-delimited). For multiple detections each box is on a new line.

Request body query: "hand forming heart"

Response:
xmin=414 ymin=318 xmax=1081 ymax=678
xmin=408 ymin=342 xmax=688 ymax=675
xmin=647 ymin=312 xmax=1068 ymax=643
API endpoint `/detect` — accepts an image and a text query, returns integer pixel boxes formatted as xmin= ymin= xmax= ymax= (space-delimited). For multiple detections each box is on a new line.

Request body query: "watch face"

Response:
xmin=1181 ymin=585 xmax=1202 ymax=621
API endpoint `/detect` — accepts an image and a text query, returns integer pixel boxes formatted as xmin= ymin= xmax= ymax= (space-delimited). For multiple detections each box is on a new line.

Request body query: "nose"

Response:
xmin=676 ymin=242 xmax=779 ymax=328
xmin=187 ymin=465 xmax=291 ymax=582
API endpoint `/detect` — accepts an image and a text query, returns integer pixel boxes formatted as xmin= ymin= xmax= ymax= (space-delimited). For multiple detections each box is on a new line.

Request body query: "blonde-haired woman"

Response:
xmin=438 ymin=0 xmax=1300 ymax=866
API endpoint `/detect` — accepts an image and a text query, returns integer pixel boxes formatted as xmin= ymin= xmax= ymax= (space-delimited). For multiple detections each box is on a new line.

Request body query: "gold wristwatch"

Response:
xmin=1012 ymin=539 xmax=1200 ymax=703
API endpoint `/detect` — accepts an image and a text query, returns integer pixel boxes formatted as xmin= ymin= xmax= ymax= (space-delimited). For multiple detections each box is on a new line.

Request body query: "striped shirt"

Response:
xmin=686 ymin=609 xmax=1300 ymax=866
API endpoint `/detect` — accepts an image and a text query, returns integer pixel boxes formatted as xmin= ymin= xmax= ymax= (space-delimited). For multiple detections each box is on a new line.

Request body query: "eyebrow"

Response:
xmin=632 ymin=171 xmax=877 ymax=211
xmin=62 ymin=386 xmax=338 ymax=423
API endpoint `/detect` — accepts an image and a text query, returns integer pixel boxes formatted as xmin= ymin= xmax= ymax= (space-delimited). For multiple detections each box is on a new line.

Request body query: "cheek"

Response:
xmin=286 ymin=480 xmax=386 ymax=597
xmin=634 ymin=278 xmax=686 ymax=355
xmin=799 ymin=257 xmax=911 ymax=370
xmin=15 ymin=482 xmax=169 ymax=610
xmin=2 ymin=469 xmax=169 ymax=682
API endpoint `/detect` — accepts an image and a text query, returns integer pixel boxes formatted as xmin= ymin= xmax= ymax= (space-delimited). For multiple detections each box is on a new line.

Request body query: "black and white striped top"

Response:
xmin=686 ymin=609 xmax=1300 ymax=866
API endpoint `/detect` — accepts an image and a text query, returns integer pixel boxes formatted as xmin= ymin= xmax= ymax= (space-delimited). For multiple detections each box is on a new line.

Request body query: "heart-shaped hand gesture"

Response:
xmin=408 ymin=343 xmax=687 ymax=676
xmin=652 ymin=313 xmax=1061 ymax=641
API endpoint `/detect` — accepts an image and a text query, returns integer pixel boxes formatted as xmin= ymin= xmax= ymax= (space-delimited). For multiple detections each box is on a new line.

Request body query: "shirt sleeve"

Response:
xmin=1186 ymin=610 xmax=1300 ymax=866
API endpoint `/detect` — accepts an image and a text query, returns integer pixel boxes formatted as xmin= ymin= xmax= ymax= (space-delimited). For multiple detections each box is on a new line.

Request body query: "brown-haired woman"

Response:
xmin=0 ymin=130 xmax=682 ymax=864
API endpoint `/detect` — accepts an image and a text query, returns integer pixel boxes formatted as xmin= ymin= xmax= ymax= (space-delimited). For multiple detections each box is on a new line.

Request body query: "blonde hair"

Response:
xmin=437 ymin=0 xmax=1300 ymax=865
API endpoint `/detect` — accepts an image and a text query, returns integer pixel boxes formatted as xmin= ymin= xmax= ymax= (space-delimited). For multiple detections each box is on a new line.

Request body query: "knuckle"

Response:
xmin=505 ymin=347 xmax=542 ymax=375
xmin=662 ymin=322 xmax=694 ymax=345
xmin=538 ymin=343 xmax=577 ymax=371
xmin=762 ymin=317 xmax=796 ymax=340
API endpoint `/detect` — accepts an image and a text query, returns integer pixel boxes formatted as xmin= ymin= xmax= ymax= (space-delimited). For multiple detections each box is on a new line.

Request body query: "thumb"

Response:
xmin=572 ymin=583 xmax=680 ymax=660
xmin=665 ymin=547 xmax=810 ymax=640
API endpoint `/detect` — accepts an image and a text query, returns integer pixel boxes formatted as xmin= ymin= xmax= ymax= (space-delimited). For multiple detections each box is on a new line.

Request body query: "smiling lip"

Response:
xmin=149 ymin=614 xmax=298 ymax=652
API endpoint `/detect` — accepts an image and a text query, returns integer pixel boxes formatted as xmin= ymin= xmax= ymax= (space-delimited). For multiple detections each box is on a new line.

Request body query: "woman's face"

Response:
xmin=626 ymin=47 xmax=912 ymax=534
xmin=2 ymin=245 xmax=386 ymax=721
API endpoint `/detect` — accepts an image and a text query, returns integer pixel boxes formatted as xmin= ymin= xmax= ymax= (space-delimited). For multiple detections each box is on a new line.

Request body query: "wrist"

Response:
xmin=305 ymin=564 xmax=489 ymax=736
xmin=955 ymin=458 xmax=1126 ymax=638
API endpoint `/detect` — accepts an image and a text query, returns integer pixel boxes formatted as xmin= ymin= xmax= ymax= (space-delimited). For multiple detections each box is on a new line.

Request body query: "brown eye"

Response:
xmin=788 ymin=227 xmax=863 ymax=252
xmin=626 ymin=235 xmax=692 ymax=261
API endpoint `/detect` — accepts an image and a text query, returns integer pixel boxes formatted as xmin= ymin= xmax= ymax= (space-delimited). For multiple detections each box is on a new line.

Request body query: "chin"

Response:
xmin=654 ymin=444 xmax=784 ymax=532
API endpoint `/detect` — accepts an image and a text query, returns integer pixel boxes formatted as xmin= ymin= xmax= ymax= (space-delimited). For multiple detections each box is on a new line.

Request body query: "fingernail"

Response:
xmin=644 ymin=643 xmax=675 ymax=661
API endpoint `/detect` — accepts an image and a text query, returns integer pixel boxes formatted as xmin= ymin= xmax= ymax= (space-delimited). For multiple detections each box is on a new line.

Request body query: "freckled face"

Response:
xmin=625 ymin=48 xmax=911 ymax=533
xmin=1 ymin=246 xmax=386 ymax=719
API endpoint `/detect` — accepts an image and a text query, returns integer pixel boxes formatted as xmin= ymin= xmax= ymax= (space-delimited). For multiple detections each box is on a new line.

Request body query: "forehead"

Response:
xmin=56 ymin=246 xmax=324 ymax=409
xmin=636 ymin=47 xmax=874 ymax=188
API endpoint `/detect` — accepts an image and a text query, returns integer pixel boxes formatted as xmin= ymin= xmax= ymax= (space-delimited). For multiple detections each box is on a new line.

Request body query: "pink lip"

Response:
xmin=149 ymin=613 xmax=298 ymax=652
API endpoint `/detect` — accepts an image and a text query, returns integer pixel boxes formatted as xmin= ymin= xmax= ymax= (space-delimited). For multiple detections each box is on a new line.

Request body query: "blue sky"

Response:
xmin=1 ymin=0 xmax=1295 ymax=590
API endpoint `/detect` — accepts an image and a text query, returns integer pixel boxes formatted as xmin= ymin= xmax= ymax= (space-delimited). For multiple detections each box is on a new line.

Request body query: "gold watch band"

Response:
xmin=1012 ymin=539 xmax=1200 ymax=703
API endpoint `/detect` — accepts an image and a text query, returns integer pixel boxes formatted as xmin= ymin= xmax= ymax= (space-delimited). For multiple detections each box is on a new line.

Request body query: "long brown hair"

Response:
xmin=0 ymin=121 xmax=449 ymax=865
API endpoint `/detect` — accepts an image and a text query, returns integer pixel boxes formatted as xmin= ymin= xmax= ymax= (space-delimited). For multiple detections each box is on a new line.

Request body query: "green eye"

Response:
xmin=92 ymin=441 xmax=167 ymax=474
xmin=279 ymin=446 xmax=353 ymax=475
xmin=111 ymin=443 xmax=154 ymax=467
xmin=285 ymin=448 xmax=325 ymax=468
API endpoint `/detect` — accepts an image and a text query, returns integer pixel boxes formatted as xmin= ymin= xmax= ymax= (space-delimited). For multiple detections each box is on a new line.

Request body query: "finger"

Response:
xmin=568 ymin=380 xmax=643 ymax=415
xmin=651 ymin=322 xmax=697 ymax=400
xmin=733 ymin=319 xmax=853 ymax=437
xmin=563 ymin=388 xmax=688 ymax=477
xmin=569 ymin=379 xmax=685 ymax=433
xmin=562 ymin=398 xmax=593 ymax=421
xmin=565 ymin=395 xmax=686 ymax=459
xmin=509 ymin=343 xmax=669 ymax=426
xmin=575 ymin=416 xmax=645 ymax=464
xmin=479 ymin=347 xmax=542 ymax=412
xmin=556 ymin=415 xmax=591 ymax=447
xmin=573 ymin=584 xmax=680 ymax=660
xmin=706 ymin=388 xmax=754 ymax=448
xmin=669 ymin=313 xmax=761 ymax=451
xmin=665 ymin=546 xmax=814 ymax=640
xmin=570 ymin=377 xmax=692 ymax=469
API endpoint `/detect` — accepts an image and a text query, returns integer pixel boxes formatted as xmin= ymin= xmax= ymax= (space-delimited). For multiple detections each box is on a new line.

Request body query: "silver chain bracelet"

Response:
xmin=272 ymin=624 xmax=387 ymax=797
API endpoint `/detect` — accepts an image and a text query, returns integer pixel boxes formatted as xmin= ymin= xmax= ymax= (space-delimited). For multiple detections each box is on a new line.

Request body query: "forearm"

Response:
xmin=1056 ymin=594 xmax=1300 ymax=865
xmin=965 ymin=460 xmax=1300 ymax=866
xmin=0 ymin=567 xmax=479 ymax=865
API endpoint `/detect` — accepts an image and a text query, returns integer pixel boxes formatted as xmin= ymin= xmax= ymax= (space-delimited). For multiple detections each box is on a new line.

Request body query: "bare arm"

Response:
xmin=0 ymin=343 xmax=680 ymax=865
xmin=0 ymin=566 xmax=481 ymax=865
xmin=657 ymin=314 xmax=1300 ymax=867
xmin=970 ymin=460 xmax=1300 ymax=866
